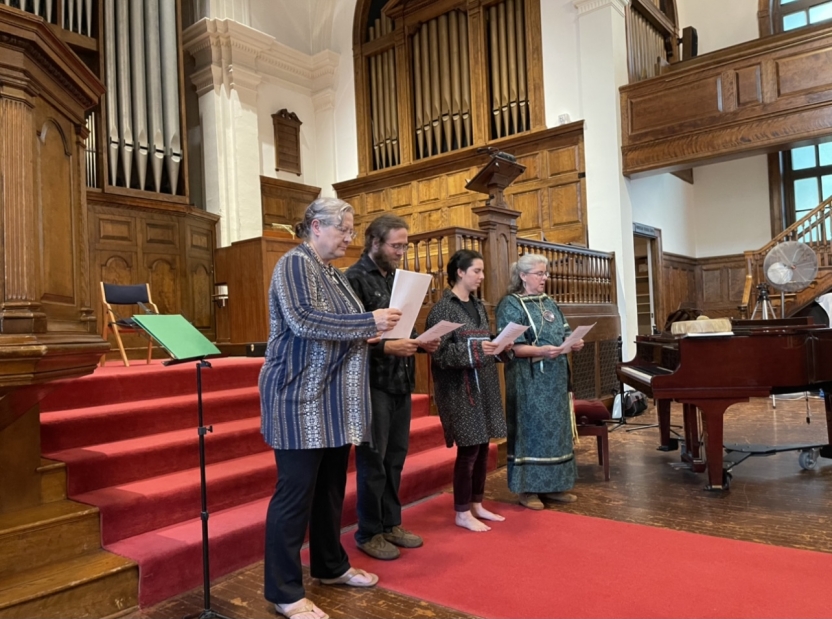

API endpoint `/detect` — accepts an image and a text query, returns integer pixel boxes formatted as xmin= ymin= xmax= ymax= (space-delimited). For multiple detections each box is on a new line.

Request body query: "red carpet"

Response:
xmin=39 ymin=359 xmax=479 ymax=607
xmin=323 ymin=493 xmax=832 ymax=618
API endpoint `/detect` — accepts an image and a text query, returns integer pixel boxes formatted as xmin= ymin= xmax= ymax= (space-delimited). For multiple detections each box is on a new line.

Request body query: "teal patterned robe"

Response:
xmin=496 ymin=293 xmax=577 ymax=494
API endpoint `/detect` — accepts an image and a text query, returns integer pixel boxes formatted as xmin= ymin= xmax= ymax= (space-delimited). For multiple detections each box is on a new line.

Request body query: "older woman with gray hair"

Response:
xmin=495 ymin=253 xmax=584 ymax=511
xmin=260 ymin=197 xmax=401 ymax=619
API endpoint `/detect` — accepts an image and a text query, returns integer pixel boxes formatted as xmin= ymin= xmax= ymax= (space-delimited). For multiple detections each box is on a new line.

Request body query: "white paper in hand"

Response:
xmin=491 ymin=322 xmax=529 ymax=355
xmin=561 ymin=323 xmax=594 ymax=353
xmin=383 ymin=270 xmax=433 ymax=339
xmin=416 ymin=320 xmax=462 ymax=343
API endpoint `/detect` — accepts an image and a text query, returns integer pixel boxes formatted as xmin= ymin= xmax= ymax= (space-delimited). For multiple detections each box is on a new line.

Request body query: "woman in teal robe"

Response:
xmin=496 ymin=253 xmax=584 ymax=509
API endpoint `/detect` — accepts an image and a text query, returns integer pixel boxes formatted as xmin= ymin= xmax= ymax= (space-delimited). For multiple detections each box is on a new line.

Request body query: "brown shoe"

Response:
xmin=356 ymin=534 xmax=400 ymax=560
xmin=518 ymin=493 xmax=545 ymax=510
xmin=541 ymin=491 xmax=577 ymax=503
xmin=383 ymin=526 xmax=423 ymax=548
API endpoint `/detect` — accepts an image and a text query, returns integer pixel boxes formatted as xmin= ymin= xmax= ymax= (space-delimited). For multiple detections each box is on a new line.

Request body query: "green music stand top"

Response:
xmin=132 ymin=314 xmax=221 ymax=362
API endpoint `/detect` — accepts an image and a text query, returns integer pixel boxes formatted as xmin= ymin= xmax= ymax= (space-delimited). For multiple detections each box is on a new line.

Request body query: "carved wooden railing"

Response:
xmin=517 ymin=238 xmax=617 ymax=305
xmin=403 ymin=227 xmax=616 ymax=307
xmin=743 ymin=194 xmax=832 ymax=316
xmin=404 ymin=227 xmax=487 ymax=303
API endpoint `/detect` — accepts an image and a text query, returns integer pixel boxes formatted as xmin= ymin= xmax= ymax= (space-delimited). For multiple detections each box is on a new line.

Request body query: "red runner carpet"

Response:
xmin=323 ymin=493 xmax=832 ymax=618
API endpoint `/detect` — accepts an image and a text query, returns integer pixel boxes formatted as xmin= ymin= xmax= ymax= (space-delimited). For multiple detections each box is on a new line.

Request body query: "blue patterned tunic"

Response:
xmin=259 ymin=243 xmax=378 ymax=450
xmin=496 ymin=293 xmax=577 ymax=493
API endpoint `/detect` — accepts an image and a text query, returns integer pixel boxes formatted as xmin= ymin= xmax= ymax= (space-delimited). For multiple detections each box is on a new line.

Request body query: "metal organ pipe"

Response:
xmin=115 ymin=0 xmax=134 ymax=188
xmin=129 ymin=0 xmax=149 ymax=190
xmin=160 ymin=0 xmax=182 ymax=193
xmin=144 ymin=0 xmax=165 ymax=193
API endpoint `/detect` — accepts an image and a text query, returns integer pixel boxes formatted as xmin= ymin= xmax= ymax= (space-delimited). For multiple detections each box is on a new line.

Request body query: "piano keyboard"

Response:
xmin=619 ymin=365 xmax=673 ymax=385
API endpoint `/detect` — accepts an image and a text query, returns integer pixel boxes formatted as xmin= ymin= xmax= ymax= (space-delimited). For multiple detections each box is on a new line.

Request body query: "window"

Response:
xmin=776 ymin=0 xmax=832 ymax=32
xmin=781 ymin=143 xmax=832 ymax=239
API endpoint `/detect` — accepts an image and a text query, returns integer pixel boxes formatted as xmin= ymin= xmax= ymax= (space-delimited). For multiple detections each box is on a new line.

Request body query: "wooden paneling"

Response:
xmin=88 ymin=193 xmax=219 ymax=356
xmin=334 ymin=124 xmax=587 ymax=246
xmin=260 ymin=177 xmax=320 ymax=229
xmin=214 ymin=234 xmax=362 ymax=345
xmin=662 ymin=252 xmax=746 ymax=325
xmin=621 ymin=23 xmax=832 ymax=176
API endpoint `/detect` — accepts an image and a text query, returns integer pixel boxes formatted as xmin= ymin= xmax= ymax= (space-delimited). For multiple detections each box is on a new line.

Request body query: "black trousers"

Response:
xmin=264 ymin=445 xmax=352 ymax=605
xmin=453 ymin=443 xmax=490 ymax=512
xmin=354 ymin=389 xmax=412 ymax=544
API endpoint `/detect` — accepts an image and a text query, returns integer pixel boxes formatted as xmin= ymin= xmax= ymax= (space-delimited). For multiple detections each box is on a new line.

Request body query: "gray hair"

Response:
xmin=295 ymin=197 xmax=354 ymax=240
xmin=507 ymin=253 xmax=548 ymax=294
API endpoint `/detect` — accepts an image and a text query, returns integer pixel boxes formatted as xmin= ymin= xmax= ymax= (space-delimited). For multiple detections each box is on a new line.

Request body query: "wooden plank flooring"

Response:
xmin=127 ymin=397 xmax=832 ymax=618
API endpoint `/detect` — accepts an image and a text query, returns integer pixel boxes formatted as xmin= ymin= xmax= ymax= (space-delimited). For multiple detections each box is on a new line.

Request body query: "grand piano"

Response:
xmin=617 ymin=319 xmax=832 ymax=489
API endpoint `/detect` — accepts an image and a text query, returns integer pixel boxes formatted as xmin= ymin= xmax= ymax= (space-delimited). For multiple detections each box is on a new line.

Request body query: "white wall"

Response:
xmin=675 ymin=0 xmax=770 ymax=258
xmin=331 ymin=0 xmax=360 ymax=183
xmin=250 ymin=0 xmax=313 ymax=54
xmin=676 ymin=0 xmax=760 ymax=55
xmin=541 ymin=0 xmax=582 ymax=128
xmin=692 ymin=157 xmax=771 ymax=257
xmin=629 ymin=175 xmax=697 ymax=256
xmin=257 ymin=82 xmax=319 ymax=187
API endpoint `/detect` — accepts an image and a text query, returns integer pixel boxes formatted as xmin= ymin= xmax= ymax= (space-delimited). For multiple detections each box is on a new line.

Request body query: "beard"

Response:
xmin=370 ymin=247 xmax=400 ymax=273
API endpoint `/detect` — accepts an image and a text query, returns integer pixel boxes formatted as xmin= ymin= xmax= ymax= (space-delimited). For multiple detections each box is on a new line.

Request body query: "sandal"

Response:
xmin=319 ymin=567 xmax=378 ymax=587
xmin=274 ymin=598 xmax=329 ymax=619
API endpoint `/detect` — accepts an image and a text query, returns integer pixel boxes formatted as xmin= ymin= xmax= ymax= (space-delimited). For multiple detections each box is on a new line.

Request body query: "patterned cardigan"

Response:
xmin=426 ymin=289 xmax=508 ymax=448
xmin=259 ymin=243 xmax=378 ymax=450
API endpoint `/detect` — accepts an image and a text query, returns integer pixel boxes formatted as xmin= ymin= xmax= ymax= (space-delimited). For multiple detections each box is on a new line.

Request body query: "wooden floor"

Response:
xmin=127 ymin=397 xmax=832 ymax=619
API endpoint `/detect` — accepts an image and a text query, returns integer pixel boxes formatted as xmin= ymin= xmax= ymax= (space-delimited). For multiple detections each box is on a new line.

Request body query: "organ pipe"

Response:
xmin=160 ymin=0 xmax=182 ymax=192
xmin=129 ymin=0 xmax=149 ymax=190
xmin=409 ymin=9 xmax=471 ymax=160
xmin=144 ymin=0 xmax=165 ymax=192
xmin=486 ymin=0 xmax=528 ymax=139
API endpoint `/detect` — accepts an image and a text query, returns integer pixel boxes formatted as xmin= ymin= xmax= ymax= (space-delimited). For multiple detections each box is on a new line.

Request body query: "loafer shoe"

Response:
xmin=542 ymin=491 xmax=577 ymax=503
xmin=518 ymin=493 xmax=545 ymax=510
xmin=383 ymin=526 xmax=423 ymax=548
xmin=356 ymin=533 xmax=400 ymax=560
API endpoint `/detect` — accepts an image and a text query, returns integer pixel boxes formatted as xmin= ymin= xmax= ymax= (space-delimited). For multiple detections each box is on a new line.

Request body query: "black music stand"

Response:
xmin=131 ymin=315 xmax=229 ymax=619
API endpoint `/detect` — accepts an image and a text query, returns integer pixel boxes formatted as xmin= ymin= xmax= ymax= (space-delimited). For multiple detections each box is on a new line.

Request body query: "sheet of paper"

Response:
xmin=561 ymin=323 xmax=595 ymax=353
xmin=491 ymin=322 xmax=529 ymax=355
xmin=382 ymin=270 xmax=433 ymax=339
xmin=416 ymin=320 xmax=462 ymax=343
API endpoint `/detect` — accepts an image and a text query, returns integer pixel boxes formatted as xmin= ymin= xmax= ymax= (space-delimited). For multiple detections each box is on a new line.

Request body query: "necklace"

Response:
xmin=538 ymin=296 xmax=555 ymax=322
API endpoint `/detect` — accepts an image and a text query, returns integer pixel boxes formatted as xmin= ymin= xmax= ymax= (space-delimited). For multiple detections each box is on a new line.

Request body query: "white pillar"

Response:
xmin=574 ymin=0 xmax=638 ymax=357
xmin=184 ymin=19 xmax=269 ymax=246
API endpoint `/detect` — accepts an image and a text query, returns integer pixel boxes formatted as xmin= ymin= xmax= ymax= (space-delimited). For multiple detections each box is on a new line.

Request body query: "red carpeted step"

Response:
xmin=40 ymin=358 xmax=263 ymax=413
xmin=45 ymin=417 xmax=271 ymax=495
xmin=411 ymin=394 xmax=430 ymax=419
xmin=41 ymin=386 xmax=261 ymax=453
xmin=75 ymin=451 xmax=277 ymax=545
xmin=105 ymin=441 xmax=479 ymax=608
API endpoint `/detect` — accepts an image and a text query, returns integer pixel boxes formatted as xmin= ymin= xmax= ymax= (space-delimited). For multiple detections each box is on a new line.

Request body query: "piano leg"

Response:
xmin=656 ymin=399 xmax=674 ymax=451
xmin=696 ymin=399 xmax=748 ymax=491
xmin=681 ymin=403 xmax=704 ymax=472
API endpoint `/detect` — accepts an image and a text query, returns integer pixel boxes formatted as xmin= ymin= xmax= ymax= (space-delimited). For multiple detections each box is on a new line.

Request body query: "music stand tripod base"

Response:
xmin=131 ymin=315 xmax=231 ymax=619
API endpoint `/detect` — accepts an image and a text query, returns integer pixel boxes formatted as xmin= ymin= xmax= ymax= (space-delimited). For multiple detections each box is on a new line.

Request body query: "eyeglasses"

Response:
xmin=383 ymin=241 xmax=409 ymax=252
xmin=334 ymin=225 xmax=357 ymax=240
xmin=527 ymin=271 xmax=551 ymax=278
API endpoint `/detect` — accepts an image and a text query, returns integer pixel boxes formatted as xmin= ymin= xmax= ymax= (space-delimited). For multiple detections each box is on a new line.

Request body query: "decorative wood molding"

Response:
xmin=621 ymin=22 xmax=832 ymax=176
xmin=335 ymin=123 xmax=588 ymax=247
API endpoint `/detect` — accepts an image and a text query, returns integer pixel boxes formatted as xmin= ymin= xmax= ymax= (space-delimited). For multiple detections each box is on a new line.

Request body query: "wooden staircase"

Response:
xmin=0 ymin=458 xmax=138 ymax=619
xmin=743 ymin=195 xmax=832 ymax=317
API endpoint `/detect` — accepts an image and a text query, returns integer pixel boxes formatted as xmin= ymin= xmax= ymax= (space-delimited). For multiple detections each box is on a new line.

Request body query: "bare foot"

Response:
xmin=472 ymin=502 xmax=505 ymax=521
xmin=455 ymin=510 xmax=491 ymax=532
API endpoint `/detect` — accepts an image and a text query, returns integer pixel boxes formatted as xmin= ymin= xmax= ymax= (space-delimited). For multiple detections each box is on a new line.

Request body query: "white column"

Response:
xmin=574 ymin=0 xmax=638 ymax=357
xmin=184 ymin=19 xmax=269 ymax=246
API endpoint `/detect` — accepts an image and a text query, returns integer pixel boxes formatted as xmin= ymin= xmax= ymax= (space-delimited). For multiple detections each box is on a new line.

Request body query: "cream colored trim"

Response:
xmin=573 ymin=0 xmax=629 ymax=18
xmin=182 ymin=17 xmax=340 ymax=97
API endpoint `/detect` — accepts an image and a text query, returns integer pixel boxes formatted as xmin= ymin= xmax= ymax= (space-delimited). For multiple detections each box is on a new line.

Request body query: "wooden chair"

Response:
xmin=100 ymin=282 xmax=159 ymax=367
xmin=573 ymin=399 xmax=611 ymax=481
